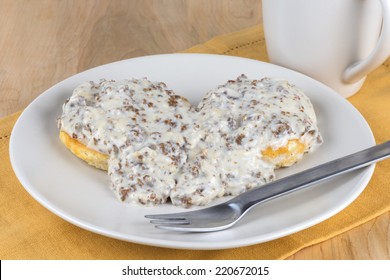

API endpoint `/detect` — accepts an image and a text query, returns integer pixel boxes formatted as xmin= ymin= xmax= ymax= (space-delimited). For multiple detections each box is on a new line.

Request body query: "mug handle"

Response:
xmin=343 ymin=0 xmax=390 ymax=83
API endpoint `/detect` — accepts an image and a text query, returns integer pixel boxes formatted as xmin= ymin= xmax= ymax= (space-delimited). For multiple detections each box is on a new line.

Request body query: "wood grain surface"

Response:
xmin=1 ymin=0 xmax=389 ymax=259
xmin=0 ymin=0 xmax=262 ymax=116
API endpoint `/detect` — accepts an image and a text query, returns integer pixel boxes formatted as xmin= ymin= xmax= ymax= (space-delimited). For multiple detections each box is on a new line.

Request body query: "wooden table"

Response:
xmin=1 ymin=0 xmax=389 ymax=259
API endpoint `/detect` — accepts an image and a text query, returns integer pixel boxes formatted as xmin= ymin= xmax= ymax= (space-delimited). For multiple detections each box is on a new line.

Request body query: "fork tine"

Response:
xmin=154 ymin=223 xmax=232 ymax=232
xmin=144 ymin=214 xmax=187 ymax=220
xmin=150 ymin=219 xmax=190 ymax=225
xmin=154 ymin=225 xmax=195 ymax=231
xmin=145 ymin=204 xmax=224 ymax=221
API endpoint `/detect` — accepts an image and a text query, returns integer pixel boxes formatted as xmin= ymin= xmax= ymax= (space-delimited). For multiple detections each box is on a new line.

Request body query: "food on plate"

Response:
xmin=59 ymin=130 xmax=109 ymax=170
xmin=58 ymin=78 xmax=194 ymax=205
xmin=57 ymin=75 xmax=322 ymax=207
xmin=170 ymin=75 xmax=322 ymax=206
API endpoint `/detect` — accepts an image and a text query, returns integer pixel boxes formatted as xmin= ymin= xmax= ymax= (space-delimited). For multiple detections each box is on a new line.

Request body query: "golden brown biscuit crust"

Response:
xmin=261 ymin=139 xmax=306 ymax=168
xmin=59 ymin=130 xmax=108 ymax=171
xmin=60 ymin=129 xmax=306 ymax=172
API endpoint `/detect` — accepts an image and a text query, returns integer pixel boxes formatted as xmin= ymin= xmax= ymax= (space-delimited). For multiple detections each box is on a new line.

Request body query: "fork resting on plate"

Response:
xmin=145 ymin=141 xmax=390 ymax=232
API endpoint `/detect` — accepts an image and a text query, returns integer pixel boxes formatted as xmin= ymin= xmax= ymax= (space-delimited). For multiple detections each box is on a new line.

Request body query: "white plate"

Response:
xmin=10 ymin=54 xmax=375 ymax=250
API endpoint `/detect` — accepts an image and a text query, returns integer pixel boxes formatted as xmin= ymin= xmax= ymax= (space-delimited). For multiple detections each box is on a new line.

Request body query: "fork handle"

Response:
xmin=231 ymin=140 xmax=390 ymax=210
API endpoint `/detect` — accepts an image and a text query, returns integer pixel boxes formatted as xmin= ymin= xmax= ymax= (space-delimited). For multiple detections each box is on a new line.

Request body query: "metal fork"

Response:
xmin=145 ymin=140 xmax=390 ymax=232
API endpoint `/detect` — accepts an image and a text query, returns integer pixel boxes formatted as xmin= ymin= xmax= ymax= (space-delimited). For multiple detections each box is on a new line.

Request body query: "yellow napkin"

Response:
xmin=1 ymin=25 xmax=389 ymax=260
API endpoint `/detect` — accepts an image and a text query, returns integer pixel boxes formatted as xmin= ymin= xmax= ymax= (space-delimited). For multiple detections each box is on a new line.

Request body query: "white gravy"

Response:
xmin=58 ymin=75 xmax=322 ymax=207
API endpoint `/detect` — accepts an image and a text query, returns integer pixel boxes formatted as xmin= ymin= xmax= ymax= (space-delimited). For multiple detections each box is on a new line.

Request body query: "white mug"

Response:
xmin=262 ymin=0 xmax=390 ymax=98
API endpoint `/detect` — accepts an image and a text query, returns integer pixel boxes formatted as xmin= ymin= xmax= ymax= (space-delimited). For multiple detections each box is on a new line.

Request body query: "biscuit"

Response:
xmin=59 ymin=130 xmax=108 ymax=171
xmin=262 ymin=139 xmax=307 ymax=168
xmin=57 ymin=76 xmax=322 ymax=207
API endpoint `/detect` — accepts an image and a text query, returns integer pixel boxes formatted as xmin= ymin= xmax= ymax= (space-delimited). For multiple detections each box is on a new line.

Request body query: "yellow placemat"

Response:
xmin=1 ymin=25 xmax=389 ymax=260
